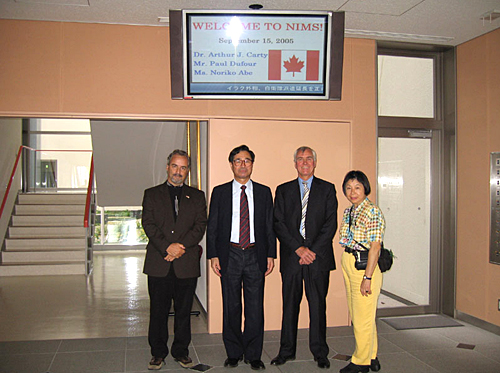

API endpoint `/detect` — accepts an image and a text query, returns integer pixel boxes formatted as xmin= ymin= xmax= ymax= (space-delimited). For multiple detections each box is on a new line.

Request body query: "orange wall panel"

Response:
xmin=60 ymin=23 xmax=171 ymax=115
xmin=457 ymin=27 xmax=500 ymax=327
xmin=0 ymin=20 xmax=62 ymax=113
xmin=349 ymin=39 xmax=378 ymax=178
xmin=0 ymin=20 xmax=362 ymax=123
xmin=207 ymin=118 xmax=352 ymax=333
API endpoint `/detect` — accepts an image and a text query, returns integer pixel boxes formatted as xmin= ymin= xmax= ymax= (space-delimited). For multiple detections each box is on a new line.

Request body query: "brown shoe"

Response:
xmin=175 ymin=356 xmax=194 ymax=368
xmin=148 ymin=357 xmax=164 ymax=370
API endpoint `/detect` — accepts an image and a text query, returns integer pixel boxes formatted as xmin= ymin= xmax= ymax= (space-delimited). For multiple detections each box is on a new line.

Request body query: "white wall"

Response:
xmin=90 ymin=120 xmax=186 ymax=207
xmin=0 ymin=118 xmax=22 ymax=246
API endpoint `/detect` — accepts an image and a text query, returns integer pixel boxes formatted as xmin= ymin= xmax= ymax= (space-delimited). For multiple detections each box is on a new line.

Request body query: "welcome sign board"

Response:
xmin=173 ymin=10 xmax=344 ymax=100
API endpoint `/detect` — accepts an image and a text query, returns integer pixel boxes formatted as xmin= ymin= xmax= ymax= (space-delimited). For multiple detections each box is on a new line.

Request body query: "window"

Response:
xmin=26 ymin=119 xmax=92 ymax=190
xmin=94 ymin=207 xmax=147 ymax=246
xmin=378 ymin=55 xmax=434 ymax=118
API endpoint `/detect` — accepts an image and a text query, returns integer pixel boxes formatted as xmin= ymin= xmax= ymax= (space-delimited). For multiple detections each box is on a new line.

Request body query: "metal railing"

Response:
xmin=84 ymin=156 xmax=95 ymax=275
xmin=0 ymin=146 xmax=95 ymax=275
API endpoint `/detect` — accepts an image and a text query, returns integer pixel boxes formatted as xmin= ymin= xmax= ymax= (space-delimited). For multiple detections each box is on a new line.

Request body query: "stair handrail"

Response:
xmin=84 ymin=156 xmax=95 ymax=228
xmin=84 ymin=155 xmax=95 ymax=276
xmin=0 ymin=145 xmax=34 ymax=221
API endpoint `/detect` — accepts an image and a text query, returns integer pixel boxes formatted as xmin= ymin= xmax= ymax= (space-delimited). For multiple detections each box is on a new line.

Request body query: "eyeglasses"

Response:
xmin=233 ymin=158 xmax=253 ymax=166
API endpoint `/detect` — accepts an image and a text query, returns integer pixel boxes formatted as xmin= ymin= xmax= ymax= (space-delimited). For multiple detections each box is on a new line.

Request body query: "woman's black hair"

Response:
xmin=342 ymin=170 xmax=371 ymax=196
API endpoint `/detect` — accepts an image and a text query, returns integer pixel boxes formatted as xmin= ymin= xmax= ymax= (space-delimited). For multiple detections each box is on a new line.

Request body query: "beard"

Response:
xmin=169 ymin=173 xmax=185 ymax=186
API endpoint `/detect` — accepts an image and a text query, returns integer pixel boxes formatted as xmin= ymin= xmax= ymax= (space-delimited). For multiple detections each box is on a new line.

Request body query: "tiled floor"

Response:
xmin=1 ymin=251 xmax=500 ymax=373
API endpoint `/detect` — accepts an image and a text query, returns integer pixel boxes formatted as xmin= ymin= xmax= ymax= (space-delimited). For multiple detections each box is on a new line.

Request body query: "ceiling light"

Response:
xmin=480 ymin=10 xmax=500 ymax=24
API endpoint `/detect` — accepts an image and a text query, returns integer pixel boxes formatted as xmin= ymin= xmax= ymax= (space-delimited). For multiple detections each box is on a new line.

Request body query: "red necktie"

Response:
xmin=239 ymin=185 xmax=250 ymax=249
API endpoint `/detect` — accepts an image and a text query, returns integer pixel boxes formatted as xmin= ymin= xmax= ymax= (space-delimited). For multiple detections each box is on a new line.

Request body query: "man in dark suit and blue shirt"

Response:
xmin=207 ymin=145 xmax=276 ymax=371
xmin=142 ymin=149 xmax=207 ymax=370
xmin=271 ymin=146 xmax=338 ymax=369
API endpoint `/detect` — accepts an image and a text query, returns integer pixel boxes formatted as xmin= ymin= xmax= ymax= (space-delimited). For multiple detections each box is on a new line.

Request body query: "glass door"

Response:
xmin=377 ymin=129 xmax=440 ymax=315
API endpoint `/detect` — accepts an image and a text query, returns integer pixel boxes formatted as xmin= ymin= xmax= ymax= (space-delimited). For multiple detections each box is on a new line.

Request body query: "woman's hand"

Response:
xmin=359 ymin=241 xmax=381 ymax=296
xmin=360 ymin=278 xmax=372 ymax=296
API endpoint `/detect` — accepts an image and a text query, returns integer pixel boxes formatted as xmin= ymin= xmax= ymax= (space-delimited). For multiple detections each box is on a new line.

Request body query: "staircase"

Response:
xmin=0 ymin=193 xmax=88 ymax=276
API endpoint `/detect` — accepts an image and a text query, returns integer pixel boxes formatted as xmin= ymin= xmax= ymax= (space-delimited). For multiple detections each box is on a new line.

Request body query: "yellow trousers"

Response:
xmin=341 ymin=251 xmax=382 ymax=366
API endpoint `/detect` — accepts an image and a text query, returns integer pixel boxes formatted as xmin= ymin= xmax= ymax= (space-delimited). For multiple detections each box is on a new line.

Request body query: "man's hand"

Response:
xmin=164 ymin=242 xmax=185 ymax=261
xmin=165 ymin=254 xmax=176 ymax=262
xmin=265 ymin=257 xmax=275 ymax=276
xmin=210 ymin=257 xmax=222 ymax=277
xmin=295 ymin=246 xmax=316 ymax=265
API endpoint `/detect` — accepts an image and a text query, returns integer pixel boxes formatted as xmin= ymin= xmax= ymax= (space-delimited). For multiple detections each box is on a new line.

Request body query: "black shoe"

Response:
xmin=224 ymin=357 xmax=243 ymax=368
xmin=174 ymin=356 xmax=194 ymax=368
xmin=315 ymin=357 xmax=331 ymax=369
xmin=339 ymin=362 xmax=370 ymax=373
xmin=270 ymin=355 xmax=296 ymax=366
xmin=148 ymin=357 xmax=164 ymax=370
xmin=370 ymin=358 xmax=381 ymax=372
xmin=244 ymin=359 xmax=265 ymax=370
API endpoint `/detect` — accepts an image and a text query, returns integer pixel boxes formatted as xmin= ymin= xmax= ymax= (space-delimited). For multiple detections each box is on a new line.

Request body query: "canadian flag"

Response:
xmin=268 ymin=50 xmax=320 ymax=81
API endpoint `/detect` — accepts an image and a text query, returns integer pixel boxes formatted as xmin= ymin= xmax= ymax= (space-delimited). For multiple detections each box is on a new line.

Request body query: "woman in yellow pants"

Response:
xmin=338 ymin=170 xmax=385 ymax=373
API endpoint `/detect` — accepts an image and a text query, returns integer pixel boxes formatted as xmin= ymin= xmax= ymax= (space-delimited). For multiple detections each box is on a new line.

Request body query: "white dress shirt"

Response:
xmin=230 ymin=179 xmax=255 ymax=244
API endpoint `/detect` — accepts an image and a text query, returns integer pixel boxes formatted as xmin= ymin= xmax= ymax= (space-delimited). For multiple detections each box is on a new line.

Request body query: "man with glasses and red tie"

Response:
xmin=207 ymin=145 xmax=276 ymax=371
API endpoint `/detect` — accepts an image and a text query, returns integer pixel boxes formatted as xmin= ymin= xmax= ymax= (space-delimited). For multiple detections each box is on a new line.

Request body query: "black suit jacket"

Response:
xmin=207 ymin=180 xmax=276 ymax=275
xmin=142 ymin=181 xmax=207 ymax=278
xmin=274 ymin=177 xmax=338 ymax=274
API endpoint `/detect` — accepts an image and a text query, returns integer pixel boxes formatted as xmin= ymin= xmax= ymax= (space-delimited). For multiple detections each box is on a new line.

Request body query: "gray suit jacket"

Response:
xmin=142 ymin=181 xmax=207 ymax=278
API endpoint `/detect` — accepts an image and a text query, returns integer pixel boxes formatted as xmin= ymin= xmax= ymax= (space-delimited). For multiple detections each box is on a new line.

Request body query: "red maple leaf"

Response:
xmin=283 ymin=55 xmax=304 ymax=77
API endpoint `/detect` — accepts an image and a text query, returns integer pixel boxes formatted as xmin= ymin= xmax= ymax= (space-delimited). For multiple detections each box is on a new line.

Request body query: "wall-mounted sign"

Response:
xmin=490 ymin=152 xmax=500 ymax=265
xmin=169 ymin=10 xmax=345 ymax=100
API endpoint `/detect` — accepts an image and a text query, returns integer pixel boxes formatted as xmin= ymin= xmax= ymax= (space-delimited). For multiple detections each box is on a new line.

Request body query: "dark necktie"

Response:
xmin=239 ymin=185 xmax=250 ymax=249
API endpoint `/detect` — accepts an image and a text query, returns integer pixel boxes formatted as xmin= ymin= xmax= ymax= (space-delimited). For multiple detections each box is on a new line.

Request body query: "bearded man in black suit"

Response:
xmin=142 ymin=149 xmax=207 ymax=370
xmin=271 ymin=146 xmax=338 ymax=369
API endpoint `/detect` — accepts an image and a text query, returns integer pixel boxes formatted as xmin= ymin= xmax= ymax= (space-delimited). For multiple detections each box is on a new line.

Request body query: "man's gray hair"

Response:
xmin=293 ymin=146 xmax=317 ymax=162
xmin=167 ymin=149 xmax=191 ymax=168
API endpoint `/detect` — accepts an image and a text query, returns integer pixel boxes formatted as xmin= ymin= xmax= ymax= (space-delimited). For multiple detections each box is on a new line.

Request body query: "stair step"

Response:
xmin=8 ymin=226 xmax=86 ymax=238
xmin=11 ymin=215 xmax=84 ymax=227
xmin=18 ymin=193 xmax=87 ymax=205
xmin=0 ymin=263 xmax=86 ymax=276
xmin=1 ymin=192 xmax=91 ymax=277
xmin=2 ymin=250 xmax=86 ymax=263
xmin=15 ymin=204 xmax=85 ymax=216
xmin=5 ymin=238 xmax=87 ymax=251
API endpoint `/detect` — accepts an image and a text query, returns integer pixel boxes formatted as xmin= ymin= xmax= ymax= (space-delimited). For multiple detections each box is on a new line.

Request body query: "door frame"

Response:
xmin=376 ymin=43 xmax=456 ymax=317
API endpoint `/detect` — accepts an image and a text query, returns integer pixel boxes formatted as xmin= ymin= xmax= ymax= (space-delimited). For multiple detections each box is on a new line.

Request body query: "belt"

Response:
xmin=230 ymin=243 xmax=255 ymax=250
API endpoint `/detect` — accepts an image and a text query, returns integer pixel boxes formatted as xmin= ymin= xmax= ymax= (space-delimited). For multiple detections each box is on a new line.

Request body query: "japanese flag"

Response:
xmin=268 ymin=50 xmax=320 ymax=81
